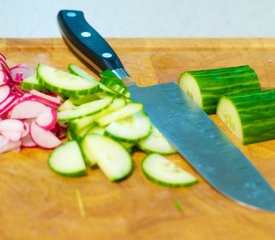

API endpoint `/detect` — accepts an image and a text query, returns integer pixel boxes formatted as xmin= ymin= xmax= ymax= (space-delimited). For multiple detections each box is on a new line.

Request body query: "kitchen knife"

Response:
xmin=57 ymin=10 xmax=275 ymax=212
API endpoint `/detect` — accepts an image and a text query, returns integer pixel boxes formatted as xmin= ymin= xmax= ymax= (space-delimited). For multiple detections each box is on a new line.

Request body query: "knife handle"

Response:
xmin=57 ymin=10 xmax=125 ymax=74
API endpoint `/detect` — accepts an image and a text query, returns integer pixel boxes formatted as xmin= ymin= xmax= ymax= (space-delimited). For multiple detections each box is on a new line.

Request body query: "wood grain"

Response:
xmin=0 ymin=38 xmax=274 ymax=240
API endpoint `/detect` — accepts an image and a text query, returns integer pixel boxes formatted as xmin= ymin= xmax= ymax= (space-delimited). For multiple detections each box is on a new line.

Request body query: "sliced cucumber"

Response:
xmin=217 ymin=90 xmax=275 ymax=144
xmin=48 ymin=141 xmax=87 ymax=177
xmin=142 ymin=154 xmax=198 ymax=187
xmin=20 ymin=73 xmax=44 ymax=91
xmin=80 ymin=134 xmax=133 ymax=180
xmin=37 ymin=64 xmax=99 ymax=97
xmin=138 ymin=126 xmax=177 ymax=155
xmin=178 ymin=65 xmax=260 ymax=114
xmin=95 ymin=102 xmax=143 ymax=126
xmin=57 ymin=98 xmax=77 ymax=112
xmin=100 ymin=70 xmax=131 ymax=97
xmin=68 ymin=63 xmax=121 ymax=96
xmin=105 ymin=111 xmax=152 ymax=142
xmin=57 ymin=97 xmax=113 ymax=122
xmin=68 ymin=63 xmax=98 ymax=81
xmin=69 ymin=98 xmax=126 ymax=130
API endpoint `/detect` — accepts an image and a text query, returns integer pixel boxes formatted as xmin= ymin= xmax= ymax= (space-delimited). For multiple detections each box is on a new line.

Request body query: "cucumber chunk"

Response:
xmin=80 ymin=134 xmax=133 ymax=181
xmin=57 ymin=97 xmax=113 ymax=122
xmin=178 ymin=65 xmax=260 ymax=114
xmin=138 ymin=126 xmax=177 ymax=155
xmin=217 ymin=90 xmax=275 ymax=144
xmin=37 ymin=64 xmax=99 ymax=97
xmin=48 ymin=141 xmax=87 ymax=177
xmin=142 ymin=154 xmax=198 ymax=187
xmin=105 ymin=111 xmax=152 ymax=142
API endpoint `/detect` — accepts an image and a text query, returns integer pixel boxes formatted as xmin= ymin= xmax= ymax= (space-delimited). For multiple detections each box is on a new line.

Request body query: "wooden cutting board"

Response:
xmin=0 ymin=38 xmax=274 ymax=240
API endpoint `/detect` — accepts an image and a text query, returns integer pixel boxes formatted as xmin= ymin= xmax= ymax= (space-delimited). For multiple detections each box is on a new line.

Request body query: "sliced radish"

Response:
xmin=29 ymin=89 xmax=61 ymax=108
xmin=21 ymin=133 xmax=36 ymax=148
xmin=0 ymin=59 xmax=12 ymax=81
xmin=0 ymin=85 xmax=11 ymax=104
xmin=36 ymin=107 xmax=57 ymax=130
xmin=0 ymin=119 xmax=25 ymax=141
xmin=0 ymin=134 xmax=9 ymax=149
xmin=30 ymin=122 xmax=61 ymax=149
xmin=0 ymin=139 xmax=21 ymax=153
xmin=10 ymin=100 xmax=50 ymax=119
xmin=0 ymin=119 xmax=25 ymax=131
xmin=10 ymin=64 xmax=35 ymax=82
xmin=0 ymin=95 xmax=18 ymax=118
xmin=0 ymin=70 xmax=8 ymax=85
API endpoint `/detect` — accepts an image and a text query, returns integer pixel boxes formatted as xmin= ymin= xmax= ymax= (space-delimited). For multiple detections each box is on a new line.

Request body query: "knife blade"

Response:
xmin=57 ymin=10 xmax=275 ymax=212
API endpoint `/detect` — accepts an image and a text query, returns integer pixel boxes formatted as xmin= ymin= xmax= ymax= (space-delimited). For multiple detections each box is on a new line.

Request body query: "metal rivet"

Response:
xmin=66 ymin=12 xmax=76 ymax=17
xmin=102 ymin=52 xmax=112 ymax=58
xmin=81 ymin=31 xmax=91 ymax=37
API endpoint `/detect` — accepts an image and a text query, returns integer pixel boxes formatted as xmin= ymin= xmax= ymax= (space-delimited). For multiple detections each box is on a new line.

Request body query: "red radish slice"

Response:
xmin=1 ymin=130 xmax=22 ymax=141
xmin=10 ymin=100 xmax=50 ymax=119
xmin=0 ymin=95 xmax=18 ymax=118
xmin=0 ymin=70 xmax=8 ymax=85
xmin=0 ymin=134 xmax=9 ymax=149
xmin=30 ymin=122 xmax=61 ymax=149
xmin=21 ymin=133 xmax=36 ymax=148
xmin=21 ymin=120 xmax=30 ymax=138
xmin=0 ymin=139 xmax=21 ymax=153
xmin=0 ymin=85 xmax=11 ymax=104
xmin=0 ymin=119 xmax=25 ymax=141
xmin=0 ymin=59 xmax=12 ymax=81
xmin=0 ymin=53 xmax=6 ymax=61
xmin=10 ymin=64 xmax=34 ymax=82
xmin=0 ymin=119 xmax=25 ymax=131
xmin=29 ymin=90 xmax=61 ymax=108
xmin=36 ymin=108 xmax=57 ymax=130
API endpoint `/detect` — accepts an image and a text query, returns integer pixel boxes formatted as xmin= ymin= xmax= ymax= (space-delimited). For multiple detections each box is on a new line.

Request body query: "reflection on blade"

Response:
xmin=129 ymin=82 xmax=275 ymax=212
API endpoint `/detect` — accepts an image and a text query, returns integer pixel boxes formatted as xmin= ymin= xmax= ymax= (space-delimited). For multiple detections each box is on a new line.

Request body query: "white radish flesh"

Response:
xmin=0 ymin=140 xmax=21 ymax=153
xmin=10 ymin=100 xmax=50 ymax=119
xmin=36 ymin=108 xmax=57 ymax=130
xmin=0 ymin=85 xmax=11 ymax=104
xmin=30 ymin=122 xmax=61 ymax=149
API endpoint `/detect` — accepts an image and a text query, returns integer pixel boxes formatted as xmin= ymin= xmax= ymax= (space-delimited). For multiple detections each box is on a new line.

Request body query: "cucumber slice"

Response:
xmin=80 ymin=134 xmax=133 ymax=180
xmin=100 ymin=70 xmax=131 ymax=97
xmin=138 ymin=126 xmax=177 ymax=155
xmin=57 ymin=97 xmax=113 ymax=122
xmin=48 ymin=141 xmax=87 ymax=177
xmin=217 ymin=90 xmax=275 ymax=144
xmin=178 ymin=65 xmax=260 ymax=114
xmin=20 ymin=73 xmax=44 ymax=91
xmin=142 ymin=154 xmax=198 ymax=187
xmin=105 ymin=111 xmax=152 ymax=142
xmin=68 ymin=63 xmax=120 ymax=96
xmin=95 ymin=102 xmax=143 ymax=126
xmin=57 ymin=99 xmax=77 ymax=112
xmin=69 ymin=98 xmax=126 ymax=131
xmin=37 ymin=64 xmax=99 ymax=97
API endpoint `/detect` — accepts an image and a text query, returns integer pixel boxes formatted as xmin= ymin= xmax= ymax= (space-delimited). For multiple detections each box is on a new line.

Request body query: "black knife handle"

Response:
xmin=57 ymin=10 xmax=125 ymax=73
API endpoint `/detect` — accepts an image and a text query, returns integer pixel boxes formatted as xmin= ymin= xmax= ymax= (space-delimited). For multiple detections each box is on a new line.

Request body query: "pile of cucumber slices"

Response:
xmin=20 ymin=63 xmax=198 ymax=187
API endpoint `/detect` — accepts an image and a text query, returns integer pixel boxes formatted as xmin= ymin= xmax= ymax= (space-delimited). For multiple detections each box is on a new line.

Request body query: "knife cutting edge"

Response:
xmin=57 ymin=10 xmax=275 ymax=212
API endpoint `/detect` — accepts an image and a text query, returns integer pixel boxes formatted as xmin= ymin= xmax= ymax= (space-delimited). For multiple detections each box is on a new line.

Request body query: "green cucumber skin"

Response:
xmin=179 ymin=65 xmax=260 ymax=114
xmin=221 ymin=90 xmax=275 ymax=144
